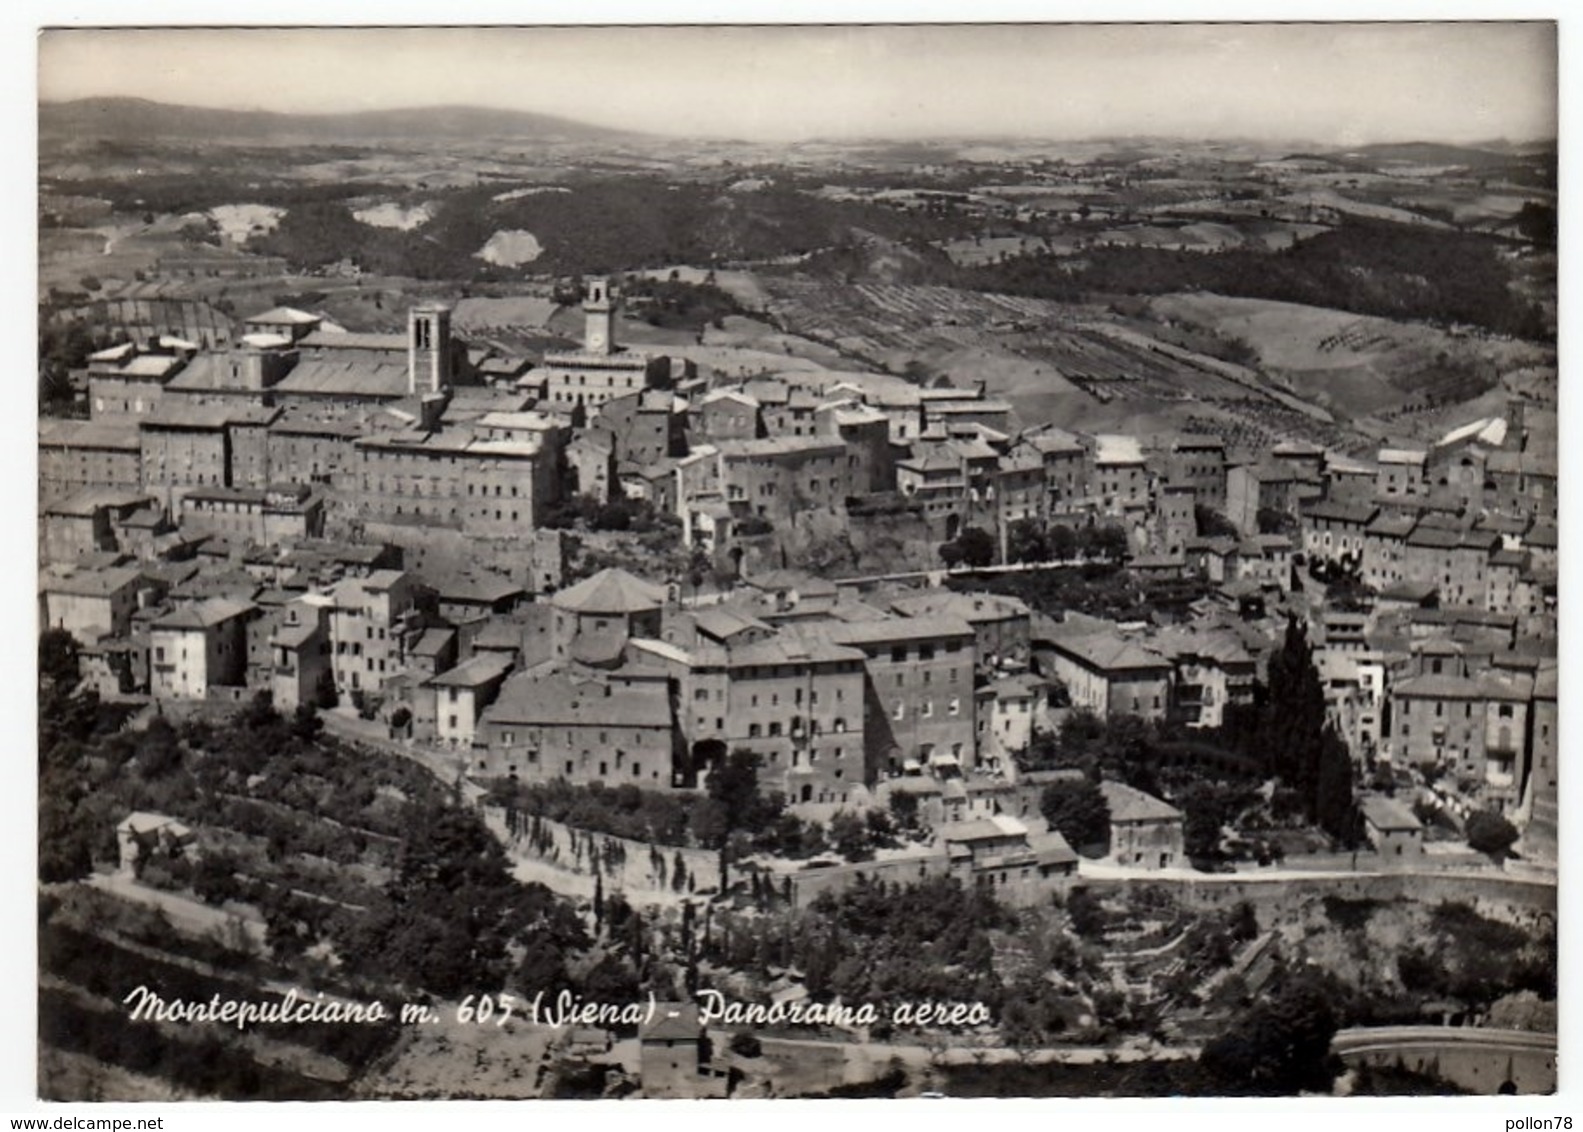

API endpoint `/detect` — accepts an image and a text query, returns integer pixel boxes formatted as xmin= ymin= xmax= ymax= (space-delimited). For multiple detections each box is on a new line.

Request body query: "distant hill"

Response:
xmin=1332 ymin=141 xmax=1554 ymax=169
xmin=38 ymin=97 xmax=637 ymax=145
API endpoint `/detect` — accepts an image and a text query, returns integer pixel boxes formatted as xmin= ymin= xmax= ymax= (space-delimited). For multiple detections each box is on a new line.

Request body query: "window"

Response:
xmin=922 ymin=701 xmax=934 ymax=718
xmin=894 ymin=702 xmax=905 ymax=721
xmin=749 ymin=723 xmax=761 ymax=738
xmin=949 ymin=697 xmax=960 ymax=716
xmin=891 ymin=646 xmax=907 ymax=663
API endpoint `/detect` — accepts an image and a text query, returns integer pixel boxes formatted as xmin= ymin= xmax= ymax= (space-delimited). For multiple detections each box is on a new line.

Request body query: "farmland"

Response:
xmin=1149 ymin=292 xmax=1556 ymax=423
xmin=751 ymin=278 xmax=1357 ymax=447
xmin=43 ymin=296 xmax=239 ymax=350
xmin=35 ymin=100 xmax=1556 ymax=459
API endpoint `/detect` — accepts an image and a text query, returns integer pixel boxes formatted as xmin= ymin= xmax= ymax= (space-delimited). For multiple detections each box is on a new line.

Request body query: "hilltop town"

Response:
xmin=35 ymin=74 xmax=1559 ymax=1102
xmin=40 ymin=273 xmax=1559 ymax=847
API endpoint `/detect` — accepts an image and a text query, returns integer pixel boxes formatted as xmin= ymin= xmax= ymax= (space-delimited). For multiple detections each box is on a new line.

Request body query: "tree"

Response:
xmin=1180 ymin=785 xmax=1229 ymax=861
xmin=39 ymin=629 xmax=80 ymax=694
xmin=829 ymin=812 xmax=871 ymax=862
xmin=193 ymin=852 xmax=243 ymax=906
xmin=1313 ymin=724 xmax=1358 ymax=845
xmin=888 ymin=790 xmax=921 ymax=834
xmin=39 ymin=364 xmax=75 ymax=414
xmin=1264 ymin=617 xmax=1327 ymax=813
xmin=707 ymin=749 xmax=764 ymax=832
xmin=1084 ymin=524 xmax=1130 ymax=563
xmin=136 ymin=716 xmax=183 ymax=779
xmin=1257 ymin=508 xmax=1298 ymax=537
xmin=1047 ymin=524 xmax=1078 ymax=561
xmin=1006 ymin=519 xmax=1048 ymax=564
xmin=290 ymin=703 xmax=323 ymax=742
xmin=1516 ymin=201 xmax=1557 ymax=248
xmin=1194 ymin=505 xmax=1239 ymax=539
xmin=1039 ymin=779 xmax=1111 ymax=854
xmin=1465 ymin=809 xmax=1519 ymax=857
xmin=942 ymin=525 xmax=996 ymax=569
xmin=1200 ymin=970 xmax=1343 ymax=1094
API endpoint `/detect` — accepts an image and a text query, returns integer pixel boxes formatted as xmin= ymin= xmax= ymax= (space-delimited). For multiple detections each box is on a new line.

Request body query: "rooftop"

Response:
xmin=716 ymin=436 xmax=845 ymax=459
xmin=41 ymin=563 xmax=144 ymax=598
xmin=889 ymin=589 xmax=1031 ymax=625
xmin=246 ymin=306 xmax=322 ymax=326
xmin=151 ymin=596 xmax=255 ymax=631
xmin=483 ymin=670 xmax=671 ymax=728
xmin=1100 ymin=780 xmax=1182 ymax=823
xmin=1360 ymin=794 xmax=1422 ymax=833
xmin=1094 ymin=433 xmax=1145 ymax=465
xmin=551 ymin=567 xmax=667 ymax=614
xmin=1041 ymin=627 xmax=1170 ymax=673
xmin=430 ymin=651 xmax=515 ymax=689
xmin=38 ymin=419 xmax=141 ymax=451
xmin=1303 ymin=500 xmax=1379 ymax=525
xmin=824 ymin=614 xmax=975 ymax=647
xmin=300 ymin=329 xmax=407 ymax=352
xmin=274 ymin=357 xmax=410 ymax=400
xmin=1378 ymin=446 xmax=1428 ymax=465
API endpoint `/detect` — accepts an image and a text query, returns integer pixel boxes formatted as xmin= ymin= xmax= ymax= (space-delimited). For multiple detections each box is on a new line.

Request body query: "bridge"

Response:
xmin=1332 ymin=1025 xmax=1556 ymax=1095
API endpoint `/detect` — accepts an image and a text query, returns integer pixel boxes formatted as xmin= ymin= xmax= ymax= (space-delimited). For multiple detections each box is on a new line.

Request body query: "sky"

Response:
xmin=36 ymin=21 xmax=1557 ymax=145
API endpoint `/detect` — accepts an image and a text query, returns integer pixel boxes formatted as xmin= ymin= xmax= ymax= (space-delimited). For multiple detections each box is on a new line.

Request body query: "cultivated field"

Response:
xmin=1149 ymin=292 xmax=1553 ymax=417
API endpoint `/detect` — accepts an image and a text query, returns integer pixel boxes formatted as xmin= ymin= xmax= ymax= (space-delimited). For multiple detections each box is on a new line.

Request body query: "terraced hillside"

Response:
xmin=755 ymin=278 xmax=1356 ymax=448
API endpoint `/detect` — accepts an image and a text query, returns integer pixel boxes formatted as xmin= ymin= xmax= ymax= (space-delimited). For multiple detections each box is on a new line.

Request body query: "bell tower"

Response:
xmin=408 ymin=303 xmax=453 ymax=394
xmin=583 ymin=276 xmax=614 ymax=356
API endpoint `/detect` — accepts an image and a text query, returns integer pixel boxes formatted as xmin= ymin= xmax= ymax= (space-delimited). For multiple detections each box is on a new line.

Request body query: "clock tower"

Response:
xmin=583 ymin=276 xmax=614 ymax=356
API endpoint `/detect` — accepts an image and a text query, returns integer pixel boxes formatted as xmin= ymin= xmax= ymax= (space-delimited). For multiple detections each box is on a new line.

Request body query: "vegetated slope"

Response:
xmin=244 ymin=180 xmax=979 ymax=279
xmin=1147 ymin=292 xmax=1551 ymax=417
xmin=949 ymin=218 xmax=1550 ymax=342
xmin=1333 ymin=141 xmax=1555 ymax=172
xmin=39 ymin=97 xmax=635 ymax=145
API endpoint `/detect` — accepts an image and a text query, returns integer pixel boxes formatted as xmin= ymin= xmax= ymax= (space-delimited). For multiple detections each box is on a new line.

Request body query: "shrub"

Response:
xmin=1464 ymin=809 xmax=1518 ymax=857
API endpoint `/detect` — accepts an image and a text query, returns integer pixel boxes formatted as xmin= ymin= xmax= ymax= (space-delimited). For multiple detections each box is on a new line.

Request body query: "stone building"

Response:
xmin=1100 ymin=780 xmax=1184 ymax=870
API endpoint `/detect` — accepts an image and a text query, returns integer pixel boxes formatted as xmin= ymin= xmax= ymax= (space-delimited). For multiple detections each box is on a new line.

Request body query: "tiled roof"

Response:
xmin=41 ymin=564 xmax=143 ymax=598
xmin=551 ymin=567 xmax=667 ymax=614
xmin=430 ymin=651 xmax=514 ymax=688
xmin=1101 ymin=780 xmax=1181 ymax=823
xmin=246 ymin=306 xmax=322 ymax=326
xmin=151 ymin=596 xmax=255 ymax=630
xmin=823 ymin=614 xmax=975 ymax=646
xmin=1360 ymin=794 xmax=1422 ymax=832
xmin=274 ymin=357 xmax=409 ymax=399
xmin=483 ymin=671 xmax=671 ymax=728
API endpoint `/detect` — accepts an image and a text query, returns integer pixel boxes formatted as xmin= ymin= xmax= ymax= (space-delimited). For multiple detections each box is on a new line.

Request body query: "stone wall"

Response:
xmin=1078 ymin=870 xmax=1556 ymax=933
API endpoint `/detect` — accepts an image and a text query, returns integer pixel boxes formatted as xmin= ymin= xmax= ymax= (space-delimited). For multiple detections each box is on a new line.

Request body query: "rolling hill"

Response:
xmin=1333 ymin=141 xmax=1555 ymax=170
xmin=38 ymin=97 xmax=637 ymax=145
